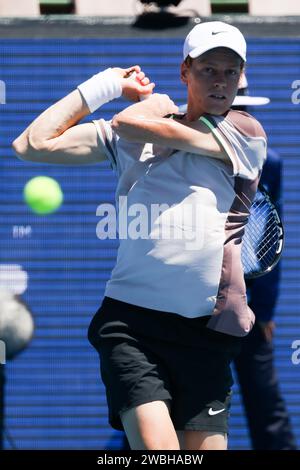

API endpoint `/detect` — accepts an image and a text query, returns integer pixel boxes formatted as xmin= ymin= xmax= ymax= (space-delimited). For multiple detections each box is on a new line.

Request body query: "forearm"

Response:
xmin=13 ymin=66 xmax=153 ymax=164
xmin=13 ymin=90 xmax=89 ymax=156
xmin=113 ymin=112 xmax=178 ymax=146
xmin=12 ymin=67 xmax=124 ymax=162
xmin=112 ymin=100 xmax=226 ymax=160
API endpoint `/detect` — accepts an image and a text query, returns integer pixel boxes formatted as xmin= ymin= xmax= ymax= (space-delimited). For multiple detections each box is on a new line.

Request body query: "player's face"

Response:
xmin=181 ymin=48 xmax=243 ymax=119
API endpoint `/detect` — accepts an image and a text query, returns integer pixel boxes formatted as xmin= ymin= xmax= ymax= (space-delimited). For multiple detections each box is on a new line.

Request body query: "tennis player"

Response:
xmin=13 ymin=21 xmax=267 ymax=450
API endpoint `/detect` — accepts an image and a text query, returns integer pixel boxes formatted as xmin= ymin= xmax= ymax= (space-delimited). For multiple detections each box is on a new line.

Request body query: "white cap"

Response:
xmin=232 ymin=71 xmax=270 ymax=106
xmin=183 ymin=21 xmax=247 ymax=62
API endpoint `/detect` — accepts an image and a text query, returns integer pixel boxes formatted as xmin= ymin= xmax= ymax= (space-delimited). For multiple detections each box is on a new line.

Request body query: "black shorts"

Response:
xmin=88 ymin=297 xmax=241 ymax=434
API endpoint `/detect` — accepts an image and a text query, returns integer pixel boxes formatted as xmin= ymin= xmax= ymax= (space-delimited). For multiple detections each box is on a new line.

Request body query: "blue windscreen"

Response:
xmin=0 ymin=37 xmax=299 ymax=449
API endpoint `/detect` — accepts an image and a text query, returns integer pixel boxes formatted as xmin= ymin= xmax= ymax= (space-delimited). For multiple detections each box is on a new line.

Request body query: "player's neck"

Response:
xmin=185 ymin=98 xmax=206 ymax=121
xmin=185 ymin=107 xmax=204 ymax=122
xmin=186 ymin=104 xmax=230 ymax=121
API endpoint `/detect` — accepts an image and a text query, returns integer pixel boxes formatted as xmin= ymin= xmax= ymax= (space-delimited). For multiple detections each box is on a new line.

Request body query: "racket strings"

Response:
xmin=246 ymin=219 xmax=278 ymax=255
xmin=242 ymin=191 xmax=282 ymax=277
xmin=244 ymin=222 xmax=279 ymax=262
xmin=256 ymin=234 xmax=277 ymax=261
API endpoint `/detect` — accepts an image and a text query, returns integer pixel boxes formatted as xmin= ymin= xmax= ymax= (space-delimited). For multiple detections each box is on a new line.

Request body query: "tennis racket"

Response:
xmin=127 ymin=73 xmax=284 ymax=279
xmin=242 ymin=184 xmax=284 ymax=279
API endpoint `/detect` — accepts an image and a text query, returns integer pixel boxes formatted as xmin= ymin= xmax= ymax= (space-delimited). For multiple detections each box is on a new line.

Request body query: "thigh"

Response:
xmin=121 ymin=400 xmax=180 ymax=450
xmin=176 ymin=430 xmax=227 ymax=450
xmin=99 ymin=337 xmax=172 ymax=431
xmin=88 ymin=298 xmax=173 ymax=431
xmin=169 ymin=335 xmax=234 ymax=434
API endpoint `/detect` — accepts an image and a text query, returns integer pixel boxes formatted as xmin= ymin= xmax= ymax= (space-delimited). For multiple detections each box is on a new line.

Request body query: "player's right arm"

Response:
xmin=12 ymin=66 xmax=154 ymax=165
xmin=12 ymin=90 xmax=103 ymax=165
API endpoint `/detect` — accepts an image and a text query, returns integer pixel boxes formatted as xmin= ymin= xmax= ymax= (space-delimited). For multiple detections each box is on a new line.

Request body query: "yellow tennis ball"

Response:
xmin=23 ymin=176 xmax=63 ymax=215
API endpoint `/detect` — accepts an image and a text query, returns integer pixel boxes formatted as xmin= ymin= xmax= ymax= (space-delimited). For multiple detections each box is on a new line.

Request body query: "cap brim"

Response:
xmin=178 ymin=96 xmax=270 ymax=114
xmin=232 ymin=95 xmax=270 ymax=106
xmin=189 ymin=38 xmax=246 ymax=62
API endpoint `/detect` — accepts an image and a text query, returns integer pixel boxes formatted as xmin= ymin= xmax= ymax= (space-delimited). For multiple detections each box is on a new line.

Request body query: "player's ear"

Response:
xmin=180 ymin=61 xmax=189 ymax=84
xmin=238 ymin=66 xmax=246 ymax=89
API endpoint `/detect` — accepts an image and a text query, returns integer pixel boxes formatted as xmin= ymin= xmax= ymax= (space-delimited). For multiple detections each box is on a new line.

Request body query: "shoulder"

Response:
xmin=224 ymin=110 xmax=267 ymax=140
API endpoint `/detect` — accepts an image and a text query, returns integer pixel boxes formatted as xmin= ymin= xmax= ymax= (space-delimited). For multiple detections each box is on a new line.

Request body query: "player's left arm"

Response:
xmin=112 ymin=93 xmax=229 ymax=163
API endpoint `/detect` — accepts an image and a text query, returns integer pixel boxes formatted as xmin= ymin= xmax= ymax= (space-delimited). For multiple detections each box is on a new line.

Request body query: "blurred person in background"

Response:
xmin=0 ymin=290 xmax=34 ymax=449
xmin=232 ymin=73 xmax=297 ymax=450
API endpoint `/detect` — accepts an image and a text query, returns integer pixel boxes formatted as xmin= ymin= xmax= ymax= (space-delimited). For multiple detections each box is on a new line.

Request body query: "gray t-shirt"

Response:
xmin=93 ymin=110 xmax=267 ymax=336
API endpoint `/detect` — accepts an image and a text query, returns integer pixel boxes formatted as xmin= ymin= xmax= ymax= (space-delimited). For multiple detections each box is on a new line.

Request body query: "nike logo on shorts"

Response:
xmin=208 ymin=407 xmax=225 ymax=416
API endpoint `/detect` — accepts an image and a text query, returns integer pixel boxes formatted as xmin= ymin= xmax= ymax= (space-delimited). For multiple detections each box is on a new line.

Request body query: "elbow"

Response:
xmin=111 ymin=113 xmax=145 ymax=142
xmin=12 ymin=135 xmax=31 ymax=161
xmin=12 ymin=130 xmax=49 ymax=161
xmin=111 ymin=114 xmax=120 ymax=133
xmin=111 ymin=113 xmax=128 ymax=135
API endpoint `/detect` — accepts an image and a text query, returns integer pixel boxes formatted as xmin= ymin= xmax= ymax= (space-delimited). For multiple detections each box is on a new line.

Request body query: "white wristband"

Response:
xmin=77 ymin=68 xmax=122 ymax=113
